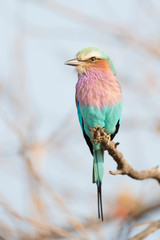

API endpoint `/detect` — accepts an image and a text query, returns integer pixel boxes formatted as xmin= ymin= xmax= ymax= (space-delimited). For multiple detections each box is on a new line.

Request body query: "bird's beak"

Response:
xmin=65 ymin=58 xmax=82 ymax=66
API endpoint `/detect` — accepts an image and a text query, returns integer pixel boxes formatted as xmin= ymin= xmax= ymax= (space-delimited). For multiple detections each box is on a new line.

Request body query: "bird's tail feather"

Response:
xmin=97 ymin=183 xmax=103 ymax=220
xmin=93 ymin=149 xmax=104 ymax=221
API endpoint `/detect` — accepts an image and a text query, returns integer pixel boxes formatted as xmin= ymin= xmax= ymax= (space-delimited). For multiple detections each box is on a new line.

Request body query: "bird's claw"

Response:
xmin=90 ymin=126 xmax=110 ymax=145
xmin=106 ymin=134 xmax=111 ymax=145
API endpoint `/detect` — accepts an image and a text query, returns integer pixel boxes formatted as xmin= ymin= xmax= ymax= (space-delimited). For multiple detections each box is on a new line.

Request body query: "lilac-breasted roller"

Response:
xmin=65 ymin=47 xmax=123 ymax=221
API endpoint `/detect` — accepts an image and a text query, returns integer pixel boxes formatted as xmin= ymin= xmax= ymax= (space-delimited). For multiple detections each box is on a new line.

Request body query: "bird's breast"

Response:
xmin=76 ymin=72 xmax=122 ymax=108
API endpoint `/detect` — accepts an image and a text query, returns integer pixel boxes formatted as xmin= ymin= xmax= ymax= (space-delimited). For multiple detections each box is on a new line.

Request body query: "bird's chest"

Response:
xmin=76 ymin=79 xmax=119 ymax=108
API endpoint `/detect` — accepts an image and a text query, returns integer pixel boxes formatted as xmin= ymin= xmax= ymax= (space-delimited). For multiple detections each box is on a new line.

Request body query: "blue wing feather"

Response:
xmin=76 ymin=100 xmax=83 ymax=130
xmin=76 ymin=98 xmax=93 ymax=155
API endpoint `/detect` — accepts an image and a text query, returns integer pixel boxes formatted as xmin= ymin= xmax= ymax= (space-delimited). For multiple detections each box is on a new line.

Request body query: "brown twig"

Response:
xmin=128 ymin=220 xmax=160 ymax=240
xmin=134 ymin=202 xmax=160 ymax=219
xmin=0 ymin=200 xmax=78 ymax=240
xmin=42 ymin=0 xmax=160 ymax=59
xmin=91 ymin=126 xmax=160 ymax=183
xmin=21 ymin=152 xmax=91 ymax=240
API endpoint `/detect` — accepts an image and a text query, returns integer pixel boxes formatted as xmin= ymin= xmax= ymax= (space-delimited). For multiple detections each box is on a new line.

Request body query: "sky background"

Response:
xmin=0 ymin=0 xmax=160 ymax=239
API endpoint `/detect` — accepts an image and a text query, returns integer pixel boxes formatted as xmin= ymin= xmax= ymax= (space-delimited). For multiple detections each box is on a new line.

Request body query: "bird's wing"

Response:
xmin=104 ymin=103 xmax=123 ymax=140
xmin=111 ymin=119 xmax=120 ymax=140
xmin=75 ymin=94 xmax=83 ymax=130
xmin=75 ymin=94 xmax=93 ymax=155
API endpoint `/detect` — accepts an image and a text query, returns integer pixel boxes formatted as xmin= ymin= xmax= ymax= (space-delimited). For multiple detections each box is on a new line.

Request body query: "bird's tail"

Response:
xmin=93 ymin=148 xmax=104 ymax=221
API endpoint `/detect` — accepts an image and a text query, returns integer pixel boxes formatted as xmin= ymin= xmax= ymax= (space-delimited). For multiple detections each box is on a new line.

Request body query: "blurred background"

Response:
xmin=0 ymin=0 xmax=160 ymax=239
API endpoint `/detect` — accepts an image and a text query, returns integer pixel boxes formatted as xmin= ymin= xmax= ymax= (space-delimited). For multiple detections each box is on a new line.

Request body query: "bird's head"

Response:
xmin=65 ymin=47 xmax=116 ymax=75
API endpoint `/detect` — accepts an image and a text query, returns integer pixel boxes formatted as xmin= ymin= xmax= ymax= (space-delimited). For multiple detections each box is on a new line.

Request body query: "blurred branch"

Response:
xmin=128 ymin=220 xmax=160 ymax=240
xmin=0 ymin=107 xmax=26 ymax=147
xmin=91 ymin=126 xmax=160 ymax=183
xmin=134 ymin=202 xmax=160 ymax=219
xmin=43 ymin=110 xmax=74 ymax=149
xmin=42 ymin=0 xmax=160 ymax=59
xmin=21 ymin=151 xmax=92 ymax=240
xmin=0 ymin=200 xmax=78 ymax=240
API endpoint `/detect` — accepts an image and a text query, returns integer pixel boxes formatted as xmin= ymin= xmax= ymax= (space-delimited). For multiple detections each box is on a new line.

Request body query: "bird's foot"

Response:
xmin=106 ymin=133 xmax=111 ymax=145
xmin=90 ymin=126 xmax=110 ymax=145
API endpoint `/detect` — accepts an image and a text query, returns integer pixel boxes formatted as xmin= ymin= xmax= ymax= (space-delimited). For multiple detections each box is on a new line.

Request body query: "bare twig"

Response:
xmin=128 ymin=220 xmax=160 ymax=240
xmin=134 ymin=202 xmax=160 ymax=219
xmin=41 ymin=0 xmax=160 ymax=59
xmin=21 ymin=152 xmax=91 ymax=240
xmin=91 ymin=126 xmax=160 ymax=183
xmin=0 ymin=201 xmax=78 ymax=240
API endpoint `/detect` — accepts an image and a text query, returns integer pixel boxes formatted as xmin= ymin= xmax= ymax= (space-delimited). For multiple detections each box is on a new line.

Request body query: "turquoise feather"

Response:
xmin=76 ymin=102 xmax=123 ymax=220
xmin=93 ymin=149 xmax=104 ymax=184
xmin=78 ymin=103 xmax=123 ymax=137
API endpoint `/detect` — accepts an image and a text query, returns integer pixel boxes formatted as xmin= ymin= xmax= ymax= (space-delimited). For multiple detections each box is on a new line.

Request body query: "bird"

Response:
xmin=65 ymin=46 xmax=123 ymax=221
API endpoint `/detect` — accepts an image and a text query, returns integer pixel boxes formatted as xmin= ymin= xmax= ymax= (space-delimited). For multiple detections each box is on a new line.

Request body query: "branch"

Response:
xmin=91 ymin=127 xmax=160 ymax=183
xmin=134 ymin=202 xmax=160 ymax=219
xmin=128 ymin=220 xmax=160 ymax=240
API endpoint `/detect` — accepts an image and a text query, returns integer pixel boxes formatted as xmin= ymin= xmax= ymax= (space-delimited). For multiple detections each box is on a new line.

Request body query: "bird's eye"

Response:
xmin=90 ymin=57 xmax=96 ymax=61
